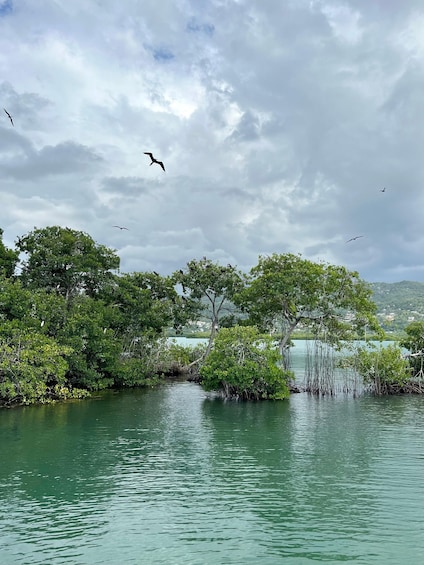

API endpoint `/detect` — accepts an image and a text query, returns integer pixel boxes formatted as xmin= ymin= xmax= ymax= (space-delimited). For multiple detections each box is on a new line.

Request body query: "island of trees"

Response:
xmin=0 ymin=225 xmax=423 ymax=407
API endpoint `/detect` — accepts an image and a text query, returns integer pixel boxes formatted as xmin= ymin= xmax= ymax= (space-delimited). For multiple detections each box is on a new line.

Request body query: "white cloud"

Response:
xmin=0 ymin=0 xmax=424 ymax=281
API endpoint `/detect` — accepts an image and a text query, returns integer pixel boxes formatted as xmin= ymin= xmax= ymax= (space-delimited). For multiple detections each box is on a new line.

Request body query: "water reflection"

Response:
xmin=1 ymin=384 xmax=424 ymax=564
xmin=200 ymin=395 xmax=380 ymax=561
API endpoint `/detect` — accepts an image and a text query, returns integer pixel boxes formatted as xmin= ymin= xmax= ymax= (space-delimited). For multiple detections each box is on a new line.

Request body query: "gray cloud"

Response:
xmin=1 ymin=141 xmax=103 ymax=180
xmin=1 ymin=1 xmax=424 ymax=281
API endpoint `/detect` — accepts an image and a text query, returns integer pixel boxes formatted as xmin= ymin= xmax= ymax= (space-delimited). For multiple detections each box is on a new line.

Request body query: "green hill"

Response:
xmin=173 ymin=281 xmax=424 ymax=336
xmin=370 ymin=281 xmax=424 ymax=331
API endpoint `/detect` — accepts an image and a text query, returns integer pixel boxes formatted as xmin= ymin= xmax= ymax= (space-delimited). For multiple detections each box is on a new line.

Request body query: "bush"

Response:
xmin=199 ymin=326 xmax=292 ymax=400
xmin=114 ymin=335 xmax=165 ymax=387
xmin=344 ymin=343 xmax=411 ymax=394
xmin=400 ymin=321 xmax=424 ymax=378
xmin=0 ymin=328 xmax=73 ymax=405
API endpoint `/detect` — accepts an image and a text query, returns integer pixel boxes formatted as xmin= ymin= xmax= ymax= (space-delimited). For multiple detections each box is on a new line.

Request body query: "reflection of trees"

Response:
xmin=2 ymin=383 xmax=418 ymax=563
xmin=201 ymin=395 xmax=380 ymax=561
xmin=1 ymin=385 xmax=212 ymax=503
xmin=0 ymin=396 xmax=119 ymax=503
xmin=1 ymin=394 xmax=125 ymax=563
xmin=0 ymin=384 xmax=217 ymax=564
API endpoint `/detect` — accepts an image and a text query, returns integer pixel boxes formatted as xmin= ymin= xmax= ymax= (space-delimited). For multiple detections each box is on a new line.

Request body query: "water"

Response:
xmin=1 ymin=382 xmax=424 ymax=564
xmin=171 ymin=337 xmax=395 ymax=385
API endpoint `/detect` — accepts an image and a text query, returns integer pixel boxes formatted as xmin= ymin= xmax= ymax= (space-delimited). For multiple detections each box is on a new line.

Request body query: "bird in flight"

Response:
xmin=144 ymin=152 xmax=165 ymax=172
xmin=346 ymin=235 xmax=364 ymax=243
xmin=381 ymin=187 xmax=386 ymax=192
xmin=4 ymin=108 xmax=13 ymax=126
xmin=113 ymin=225 xmax=129 ymax=230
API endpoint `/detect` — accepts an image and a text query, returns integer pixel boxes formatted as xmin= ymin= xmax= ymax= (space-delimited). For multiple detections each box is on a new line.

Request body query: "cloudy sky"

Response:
xmin=1 ymin=0 xmax=424 ymax=282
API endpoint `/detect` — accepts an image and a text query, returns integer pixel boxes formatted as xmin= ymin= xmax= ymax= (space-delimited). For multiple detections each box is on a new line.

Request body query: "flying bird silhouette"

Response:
xmin=144 ymin=152 xmax=165 ymax=172
xmin=346 ymin=235 xmax=364 ymax=243
xmin=4 ymin=108 xmax=13 ymax=126
xmin=113 ymin=225 xmax=129 ymax=230
xmin=381 ymin=187 xmax=386 ymax=192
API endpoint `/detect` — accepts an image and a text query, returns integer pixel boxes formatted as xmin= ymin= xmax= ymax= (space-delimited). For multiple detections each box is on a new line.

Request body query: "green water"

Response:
xmin=1 ymin=382 xmax=424 ymax=564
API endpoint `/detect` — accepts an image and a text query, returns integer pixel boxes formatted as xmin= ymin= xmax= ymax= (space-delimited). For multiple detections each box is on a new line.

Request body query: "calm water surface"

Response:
xmin=1 ymin=382 xmax=424 ymax=564
xmin=171 ymin=338 xmax=396 ymax=384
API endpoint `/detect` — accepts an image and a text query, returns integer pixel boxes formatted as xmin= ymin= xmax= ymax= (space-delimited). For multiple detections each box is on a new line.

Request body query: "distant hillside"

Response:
xmin=370 ymin=281 xmax=424 ymax=331
xmin=176 ymin=281 xmax=424 ymax=336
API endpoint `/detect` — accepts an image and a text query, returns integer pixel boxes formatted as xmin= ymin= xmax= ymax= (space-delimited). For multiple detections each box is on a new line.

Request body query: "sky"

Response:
xmin=1 ymin=0 xmax=424 ymax=283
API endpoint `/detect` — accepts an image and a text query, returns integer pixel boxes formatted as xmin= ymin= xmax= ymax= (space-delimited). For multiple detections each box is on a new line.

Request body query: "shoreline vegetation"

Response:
xmin=1 ymin=225 xmax=424 ymax=407
xmin=170 ymin=330 xmax=403 ymax=341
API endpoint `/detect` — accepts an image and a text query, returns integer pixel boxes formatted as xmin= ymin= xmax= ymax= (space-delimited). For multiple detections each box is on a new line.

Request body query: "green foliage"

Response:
xmin=0 ymin=277 xmax=35 ymax=323
xmin=199 ymin=326 xmax=292 ymax=400
xmin=115 ymin=357 xmax=162 ymax=388
xmin=114 ymin=336 xmax=171 ymax=387
xmin=400 ymin=321 xmax=424 ymax=376
xmin=369 ymin=281 xmax=424 ymax=332
xmin=165 ymin=343 xmax=193 ymax=365
xmin=0 ymin=276 xmax=68 ymax=336
xmin=0 ymin=225 xmax=397 ymax=406
xmin=0 ymin=327 xmax=73 ymax=405
xmin=0 ymin=228 xmax=18 ymax=278
xmin=102 ymin=271 xmax=178 ymax=337
xmin=17 ymin=226 xmax=119 ymax=301
xmin=163 ymin=341 xmax=207 ymax=370
xmin=235 ymin=253 xmax=381 ymax=362
xmin=173 ymin=258 xmax=245 ymax=356
xmin=58 ymin=296 xmax=121 ymax=390
xmin=342 ymin=344 xmax=411 ymax=394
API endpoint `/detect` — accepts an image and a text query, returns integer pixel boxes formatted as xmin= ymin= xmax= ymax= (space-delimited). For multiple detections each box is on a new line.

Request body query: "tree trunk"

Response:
xmin=205 ymin=317 xmax=219 ymax=358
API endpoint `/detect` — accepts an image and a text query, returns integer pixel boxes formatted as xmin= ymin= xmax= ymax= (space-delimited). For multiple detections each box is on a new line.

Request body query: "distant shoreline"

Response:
xmin=168 ymin=332 xmax=403 ymax=341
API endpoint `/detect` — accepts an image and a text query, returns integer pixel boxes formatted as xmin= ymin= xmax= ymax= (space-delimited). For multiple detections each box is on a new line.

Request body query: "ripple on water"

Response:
xmin=1 ymin=385 xmax=424 ymax=564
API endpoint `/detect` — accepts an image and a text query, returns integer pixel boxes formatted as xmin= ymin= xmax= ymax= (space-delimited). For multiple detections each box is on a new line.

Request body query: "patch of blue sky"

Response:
xmin=153 ymin=47 xmax=174 ymax=62
xmin=186 ymin=18 xmax=215 ymax=36
xmin=0 ymin=0 xmax=13 ymax=17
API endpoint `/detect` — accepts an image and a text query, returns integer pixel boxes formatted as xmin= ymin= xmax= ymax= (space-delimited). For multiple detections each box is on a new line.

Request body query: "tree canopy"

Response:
xmin=173 ymin=258 xmax=244 ymax=356
xmin=235 ymin=253 xmax=381 ymax=361
xmin=2 ymin=226 xmax=410 ymax=406
xmin=17 ymin=226 xmax=120 ymax=301
xmin=0 ymin=228 xmax=18 ymax=278
xmin=199 ymin=325 xmax=292 ymax=400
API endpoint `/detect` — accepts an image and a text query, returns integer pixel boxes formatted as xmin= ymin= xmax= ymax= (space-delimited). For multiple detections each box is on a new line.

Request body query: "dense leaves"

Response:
xmin=235 ymin=253 xmax=381 ymax=364
xmin=342 ymin=344 xmax=411 ymax=395
xmin=200 ymin=326 xmax=292 ymax=400
xmin=2 ymin=224 xmax=420 ymax=406
xmin=102 ymin=271 xmax=179 ymax=338
xmin=0 ymin=227 xmax=185 ymax=404
xmin=400 ymin=321 xmax=424 ymax=378
xmin=17 ymin=226 xmax=119 ymax=301
xmin=0 ymin=229 xmax=18 ymax=278
xmin=0 ymin=326 xmax=74 ymax=405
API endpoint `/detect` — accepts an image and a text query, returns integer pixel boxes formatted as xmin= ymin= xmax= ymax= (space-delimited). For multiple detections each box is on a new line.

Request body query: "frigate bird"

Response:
xmin=4 ymin=108 xmax=13 ymax=126
xmin=113 ymin=225 xmax=129 ymax=230
xmin=346 ymin=235 xmax=364 ymax=243
xmin=144 ymin=152 xmax=165 ymax=171
xmin=153 ymin=271 xmax=160 ymax=276
xmin=381 ymin=187 xmax=386 ymax=192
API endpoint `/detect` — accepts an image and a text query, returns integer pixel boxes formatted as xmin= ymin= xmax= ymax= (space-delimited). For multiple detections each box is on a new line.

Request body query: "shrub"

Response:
xmin=199 ymin=326 xmax=292 ymax=400
xmin=344 ymin=343 xmax=411 ymax=394
xmin=0 ymin=328 xmax=73 ymax=405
